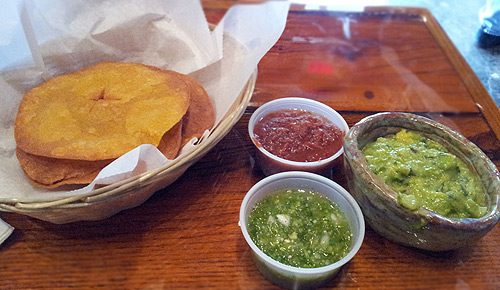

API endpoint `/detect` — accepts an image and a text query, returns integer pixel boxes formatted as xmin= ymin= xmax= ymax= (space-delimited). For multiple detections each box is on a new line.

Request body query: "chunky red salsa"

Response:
xmin=253 ymin=109 xmax=344 ymax=162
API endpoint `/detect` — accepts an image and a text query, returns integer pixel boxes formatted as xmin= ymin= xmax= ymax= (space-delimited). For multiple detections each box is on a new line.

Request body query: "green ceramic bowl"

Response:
xmin=343 ymin=112 xmax=500 ymax=251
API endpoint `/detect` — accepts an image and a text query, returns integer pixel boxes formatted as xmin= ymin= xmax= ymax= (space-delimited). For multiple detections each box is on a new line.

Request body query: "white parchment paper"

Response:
xmin=0 ymin=1 xmax=288 ymax=203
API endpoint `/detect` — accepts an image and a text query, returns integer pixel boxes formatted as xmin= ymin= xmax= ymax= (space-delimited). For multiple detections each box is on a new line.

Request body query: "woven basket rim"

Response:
xmin=0 ymin=69 xmax=257 ymax=213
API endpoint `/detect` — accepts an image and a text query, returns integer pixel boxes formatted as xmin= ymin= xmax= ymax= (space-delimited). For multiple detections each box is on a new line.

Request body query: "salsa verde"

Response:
xmin=247 ymin=189 xmax=352 ymax=268
xmin=362 ymin=129 xmax=488 ymax=218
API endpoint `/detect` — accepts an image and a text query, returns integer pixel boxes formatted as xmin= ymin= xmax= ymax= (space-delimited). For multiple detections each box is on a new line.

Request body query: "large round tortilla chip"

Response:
xmin=180 ymin=75 xmax=215 ymax=146
xmin=154 ymin=119 xmax=183 ymax=160
xmin=16 ymin=149 xmax=113 ymax=189
xmin=15 ymin=62 xmax=190 ymax=160
xmin=16 ymin=121 xmax=184 ymax=188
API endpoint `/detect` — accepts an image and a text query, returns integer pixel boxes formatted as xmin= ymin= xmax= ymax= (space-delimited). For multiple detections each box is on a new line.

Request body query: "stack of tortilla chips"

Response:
xmin=14 ymin=62 xmax=215 ymax=188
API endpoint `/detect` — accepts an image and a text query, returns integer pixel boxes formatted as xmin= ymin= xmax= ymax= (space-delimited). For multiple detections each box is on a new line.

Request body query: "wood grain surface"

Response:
xmin=1 ymin=3 xmax=500 ymax=290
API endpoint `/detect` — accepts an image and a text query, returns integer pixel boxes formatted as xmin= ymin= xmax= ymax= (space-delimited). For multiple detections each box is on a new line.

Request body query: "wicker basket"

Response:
xmin=0 ymin=70 xmax=257 ymax=224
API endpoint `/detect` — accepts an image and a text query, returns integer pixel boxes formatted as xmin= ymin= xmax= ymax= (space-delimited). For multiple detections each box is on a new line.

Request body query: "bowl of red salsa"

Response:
xmin=249 ymin=97 xmax=348 ymax=177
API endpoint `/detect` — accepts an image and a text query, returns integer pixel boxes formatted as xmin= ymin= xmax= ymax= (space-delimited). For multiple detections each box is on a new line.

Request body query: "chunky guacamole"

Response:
xmin=362 ymin=129 xmax=488 ymax=218
xmin=247 ymin=189 xmax=352 ymax=268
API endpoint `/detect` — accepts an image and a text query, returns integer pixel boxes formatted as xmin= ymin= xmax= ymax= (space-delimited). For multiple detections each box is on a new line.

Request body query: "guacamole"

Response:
xmin=362 ymin=129 xmax=488 ymax=218
xmin=247 ymin=189 xmax=352 ymax=268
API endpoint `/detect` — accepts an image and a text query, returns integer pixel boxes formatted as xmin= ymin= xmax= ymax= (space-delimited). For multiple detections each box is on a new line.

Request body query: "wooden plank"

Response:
xmin=2 ymin=4 xmax=500 ymax=290
xmin=1 ymin=113 xmax=500 ymax=289
xmin=249 ymin=10 xmax=479 ymax=113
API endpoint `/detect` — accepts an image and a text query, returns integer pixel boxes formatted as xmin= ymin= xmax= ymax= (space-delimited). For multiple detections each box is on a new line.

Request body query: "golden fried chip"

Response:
xmin=16 ymin=121 xmax=184 ymax=188
xmin=15 ymin=62 xmax=190 ymax=160
xmin=142 ymin=65 xmax=215 ymax=145
xmin=16 ymin=148 xmax=113 ymax=189
xmin=180 ymin=75 xmax=215 ymax=146
xmin=156 ymin=120 xmax=183 ymax=160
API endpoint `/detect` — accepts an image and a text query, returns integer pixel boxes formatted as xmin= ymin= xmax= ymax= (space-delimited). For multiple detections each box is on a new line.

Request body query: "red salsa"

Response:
xmin=253 ymin=109 xmax=344 ymax=162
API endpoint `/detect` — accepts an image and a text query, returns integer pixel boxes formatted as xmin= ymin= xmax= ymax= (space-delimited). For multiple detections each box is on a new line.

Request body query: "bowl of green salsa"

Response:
xmin=240 ymin=171 xmax=364 ymax=290
xmin=343 ymin=112 xmax=500 ymax=251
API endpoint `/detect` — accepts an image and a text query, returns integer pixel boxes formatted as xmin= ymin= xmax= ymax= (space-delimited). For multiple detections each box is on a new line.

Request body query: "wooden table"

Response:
xmin=2 ymin=3 xmax=500 ymax=289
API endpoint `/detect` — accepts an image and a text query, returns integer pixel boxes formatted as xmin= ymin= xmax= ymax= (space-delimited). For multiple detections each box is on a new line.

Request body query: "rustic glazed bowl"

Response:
xmin=343 ymin=112 xmax=500 ymax=251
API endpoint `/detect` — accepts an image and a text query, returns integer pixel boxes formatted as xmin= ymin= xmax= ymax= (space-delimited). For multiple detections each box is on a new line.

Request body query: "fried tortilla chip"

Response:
xmin=15 ymin=62 xmax=216 ymax=189
xmin=17 ymin=121 xmax=184 ymax=188
xmin=16 ymin=149 xmax=113 ymax=189
xmin=180 ymin=75 xmax=216 ymax=146
xmin=155 ymin=119 xmax=183 ymax=160
xmin=15 ymin=62 xmax=190 ymax=160
xmin=143 ymin=65 xmax=215 ymax=146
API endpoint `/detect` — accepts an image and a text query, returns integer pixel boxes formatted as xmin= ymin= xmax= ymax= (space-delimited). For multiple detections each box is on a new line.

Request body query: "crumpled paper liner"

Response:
xmin=0 ymin=0 xmax=289 ymax=235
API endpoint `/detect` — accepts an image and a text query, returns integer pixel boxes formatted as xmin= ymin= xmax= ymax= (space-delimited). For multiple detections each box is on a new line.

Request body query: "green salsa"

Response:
xmin=362 ymin=129 xmax=488 ymax=218
xmin=247 ymin=189 xmax=352 ymax=268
